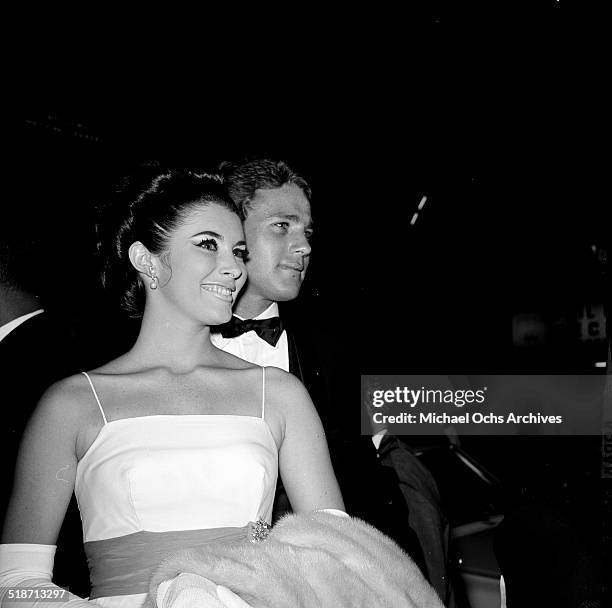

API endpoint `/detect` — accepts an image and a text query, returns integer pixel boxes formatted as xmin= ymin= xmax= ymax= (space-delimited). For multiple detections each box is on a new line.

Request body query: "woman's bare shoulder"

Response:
xmin=264 ymin=366 xmax=307 ymax=392
xmin=85 ymin=351 xmax=138 ymax=375
xmin=41 ymin=372 xmax=89 ymax=400
xmin=212 ymin=347 xmax=259 ymax=371
xmin=263 ymin=367 xmax=312 ymax=417
xmin=35 ymin=372 xmax=100 ymax=424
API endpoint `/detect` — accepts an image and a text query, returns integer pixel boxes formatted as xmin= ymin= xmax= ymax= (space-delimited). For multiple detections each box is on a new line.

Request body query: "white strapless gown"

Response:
xmin=75 ymin=415 xmax=278 ymax=608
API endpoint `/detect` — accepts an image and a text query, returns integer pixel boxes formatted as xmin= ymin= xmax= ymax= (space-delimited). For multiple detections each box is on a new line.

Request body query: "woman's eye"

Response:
xmin=196 ymin=238 xmax=217 ymax=251
xmin=273 ymin=222 xmax=289 ymax=230
xmin=305 ymin=230 xmax=314 ymax=241
xmin=234 ymin=248 xmax=249 ymax=261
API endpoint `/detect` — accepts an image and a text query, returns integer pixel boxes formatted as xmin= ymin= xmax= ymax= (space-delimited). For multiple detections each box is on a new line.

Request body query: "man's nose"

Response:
xmin=292 ymin=233 xmax=312 ymax=257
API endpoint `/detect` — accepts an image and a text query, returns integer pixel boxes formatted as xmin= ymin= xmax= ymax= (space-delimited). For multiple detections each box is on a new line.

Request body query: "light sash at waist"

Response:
xmin=84 ymin=526 xmax=250 ymax=599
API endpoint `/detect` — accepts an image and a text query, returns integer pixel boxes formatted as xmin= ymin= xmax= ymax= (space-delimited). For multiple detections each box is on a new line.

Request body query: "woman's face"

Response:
xmin=152 ymin=203 xmax=248 ymax=326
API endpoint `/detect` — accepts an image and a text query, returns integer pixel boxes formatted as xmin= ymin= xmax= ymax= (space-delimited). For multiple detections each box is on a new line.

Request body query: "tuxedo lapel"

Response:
xmin=280 ymin=310 xmax=329 ymax=425
xmin=271 ymin=306 xmax=329 ymax=524
xmin=285 ymin=326 xmax=304 ymax=382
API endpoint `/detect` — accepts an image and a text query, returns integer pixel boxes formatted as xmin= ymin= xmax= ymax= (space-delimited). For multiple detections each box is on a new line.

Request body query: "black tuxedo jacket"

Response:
xmin=276 ymin=304 xmax=427 ymax=572
xmin=0 ymin=311 xmax=89 ymax=594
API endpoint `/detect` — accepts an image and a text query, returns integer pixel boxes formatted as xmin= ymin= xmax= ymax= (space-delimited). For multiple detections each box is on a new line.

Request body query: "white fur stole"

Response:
xmin=146 ymin=512 xmax=443 ymax=607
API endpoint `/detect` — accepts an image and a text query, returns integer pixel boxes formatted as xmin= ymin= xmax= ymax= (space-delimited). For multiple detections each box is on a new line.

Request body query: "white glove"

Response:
xmin=156 ymin=573 xmax=254 ymax=608
xmin=215 ymin=586 xmax=254 ymax=608
xmin=0 ymin=544 xmax=90 ymax=608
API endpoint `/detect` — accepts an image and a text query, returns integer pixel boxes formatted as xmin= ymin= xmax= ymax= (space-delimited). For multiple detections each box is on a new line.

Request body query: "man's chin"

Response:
xmin=273 ymin=283 xmax=303 ymax=302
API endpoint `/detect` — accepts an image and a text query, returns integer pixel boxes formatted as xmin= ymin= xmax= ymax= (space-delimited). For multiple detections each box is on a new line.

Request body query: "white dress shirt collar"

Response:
xmin=211 ymin=302 xmax=288 ymax=371
xmin=0 ymin=309 xmax=44 ymax=343
xmin=234 ymin=302 xmax=280 ymax=322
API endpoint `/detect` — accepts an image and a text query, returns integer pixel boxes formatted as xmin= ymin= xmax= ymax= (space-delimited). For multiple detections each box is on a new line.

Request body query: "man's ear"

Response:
xmin=128 ymin=241 xmax=155 ymax=277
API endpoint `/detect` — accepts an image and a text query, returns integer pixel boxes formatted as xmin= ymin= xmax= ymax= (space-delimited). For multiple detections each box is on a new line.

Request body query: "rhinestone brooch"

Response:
xmin=249 ymin=519 xmax=270 ymax=543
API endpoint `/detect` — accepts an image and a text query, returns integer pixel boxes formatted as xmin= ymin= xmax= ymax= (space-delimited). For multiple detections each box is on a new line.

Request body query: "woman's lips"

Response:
xmin=201 ymin=284 xmax=234 ymax=302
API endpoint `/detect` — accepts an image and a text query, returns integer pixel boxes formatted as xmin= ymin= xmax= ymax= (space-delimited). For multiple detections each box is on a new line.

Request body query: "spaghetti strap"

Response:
xmin=81 ymin=371 xmax=108 ymax=425
xmin=261 ymin=366 xmax=266 ymax=420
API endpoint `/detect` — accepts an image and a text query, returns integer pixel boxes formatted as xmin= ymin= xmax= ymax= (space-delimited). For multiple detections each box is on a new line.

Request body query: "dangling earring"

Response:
xmin=148 ymin=265 xmax=158 ymax=290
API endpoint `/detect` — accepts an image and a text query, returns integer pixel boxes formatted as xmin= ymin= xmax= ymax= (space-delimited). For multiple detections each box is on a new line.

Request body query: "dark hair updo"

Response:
xmin=96 ymin=166 xmax=238 ymax=318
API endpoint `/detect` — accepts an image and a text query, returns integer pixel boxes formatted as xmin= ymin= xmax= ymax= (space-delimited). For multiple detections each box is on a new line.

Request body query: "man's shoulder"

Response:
xmin=280 ymin=302 xmax=349 ymax=353
xmin=0 ymin=311 xmax=80 ymax=384
xmin=3 ymin=310 xmax=71 ymax=340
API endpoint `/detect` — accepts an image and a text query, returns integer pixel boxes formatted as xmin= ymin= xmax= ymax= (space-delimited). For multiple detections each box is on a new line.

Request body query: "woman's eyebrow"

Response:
xmin=189 ymin=230 xmax=223 ymax=239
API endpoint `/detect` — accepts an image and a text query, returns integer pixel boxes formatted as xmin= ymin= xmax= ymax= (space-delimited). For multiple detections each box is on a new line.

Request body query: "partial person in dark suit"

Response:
xmin=377 ymin=435 xmax=457 ymax=607
xmin=0 ymin=215 xmax=89 ymax=595
xmin=364 ymin=377 xmax=457 ymax=607
xmin=212 ymin=158 xmax=427 ymax=574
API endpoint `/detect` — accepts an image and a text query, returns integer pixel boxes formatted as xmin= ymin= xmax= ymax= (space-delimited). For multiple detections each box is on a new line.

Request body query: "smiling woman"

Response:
xmin=126 ymin=203 xmax=247 ymax=328
xmin=0 ymin=166 xmax=346 ymax=608
xmin=95 ymin=167 xmax=245 ymax=322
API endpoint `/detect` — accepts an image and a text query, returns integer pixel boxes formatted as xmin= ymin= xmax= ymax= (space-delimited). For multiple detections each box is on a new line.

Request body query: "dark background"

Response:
xmin=8 ymin=3 xmax=611 ymax=600
xmin=12 ymin=5 xmax=609 ymax=421
xmin=15 ymin=2 xmax=609 ymax=375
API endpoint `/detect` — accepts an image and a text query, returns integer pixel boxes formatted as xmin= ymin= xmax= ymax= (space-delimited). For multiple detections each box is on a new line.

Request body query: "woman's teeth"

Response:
xmin=202 ymin=285 xmax=232 ymax=298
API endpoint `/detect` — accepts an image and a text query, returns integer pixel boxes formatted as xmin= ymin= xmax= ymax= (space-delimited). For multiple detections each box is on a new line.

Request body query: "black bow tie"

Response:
xmin=219 ymin=315 xmax=284 ymax=346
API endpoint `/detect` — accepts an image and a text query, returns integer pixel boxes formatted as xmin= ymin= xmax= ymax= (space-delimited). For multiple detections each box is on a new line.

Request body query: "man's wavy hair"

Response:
xmin=219 ymin=158 xmax=311 ymax=219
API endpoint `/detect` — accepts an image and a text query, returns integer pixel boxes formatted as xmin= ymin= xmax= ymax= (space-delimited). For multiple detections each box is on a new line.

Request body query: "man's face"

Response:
xmin=242 ymin=184 xmax=312 ymax=306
